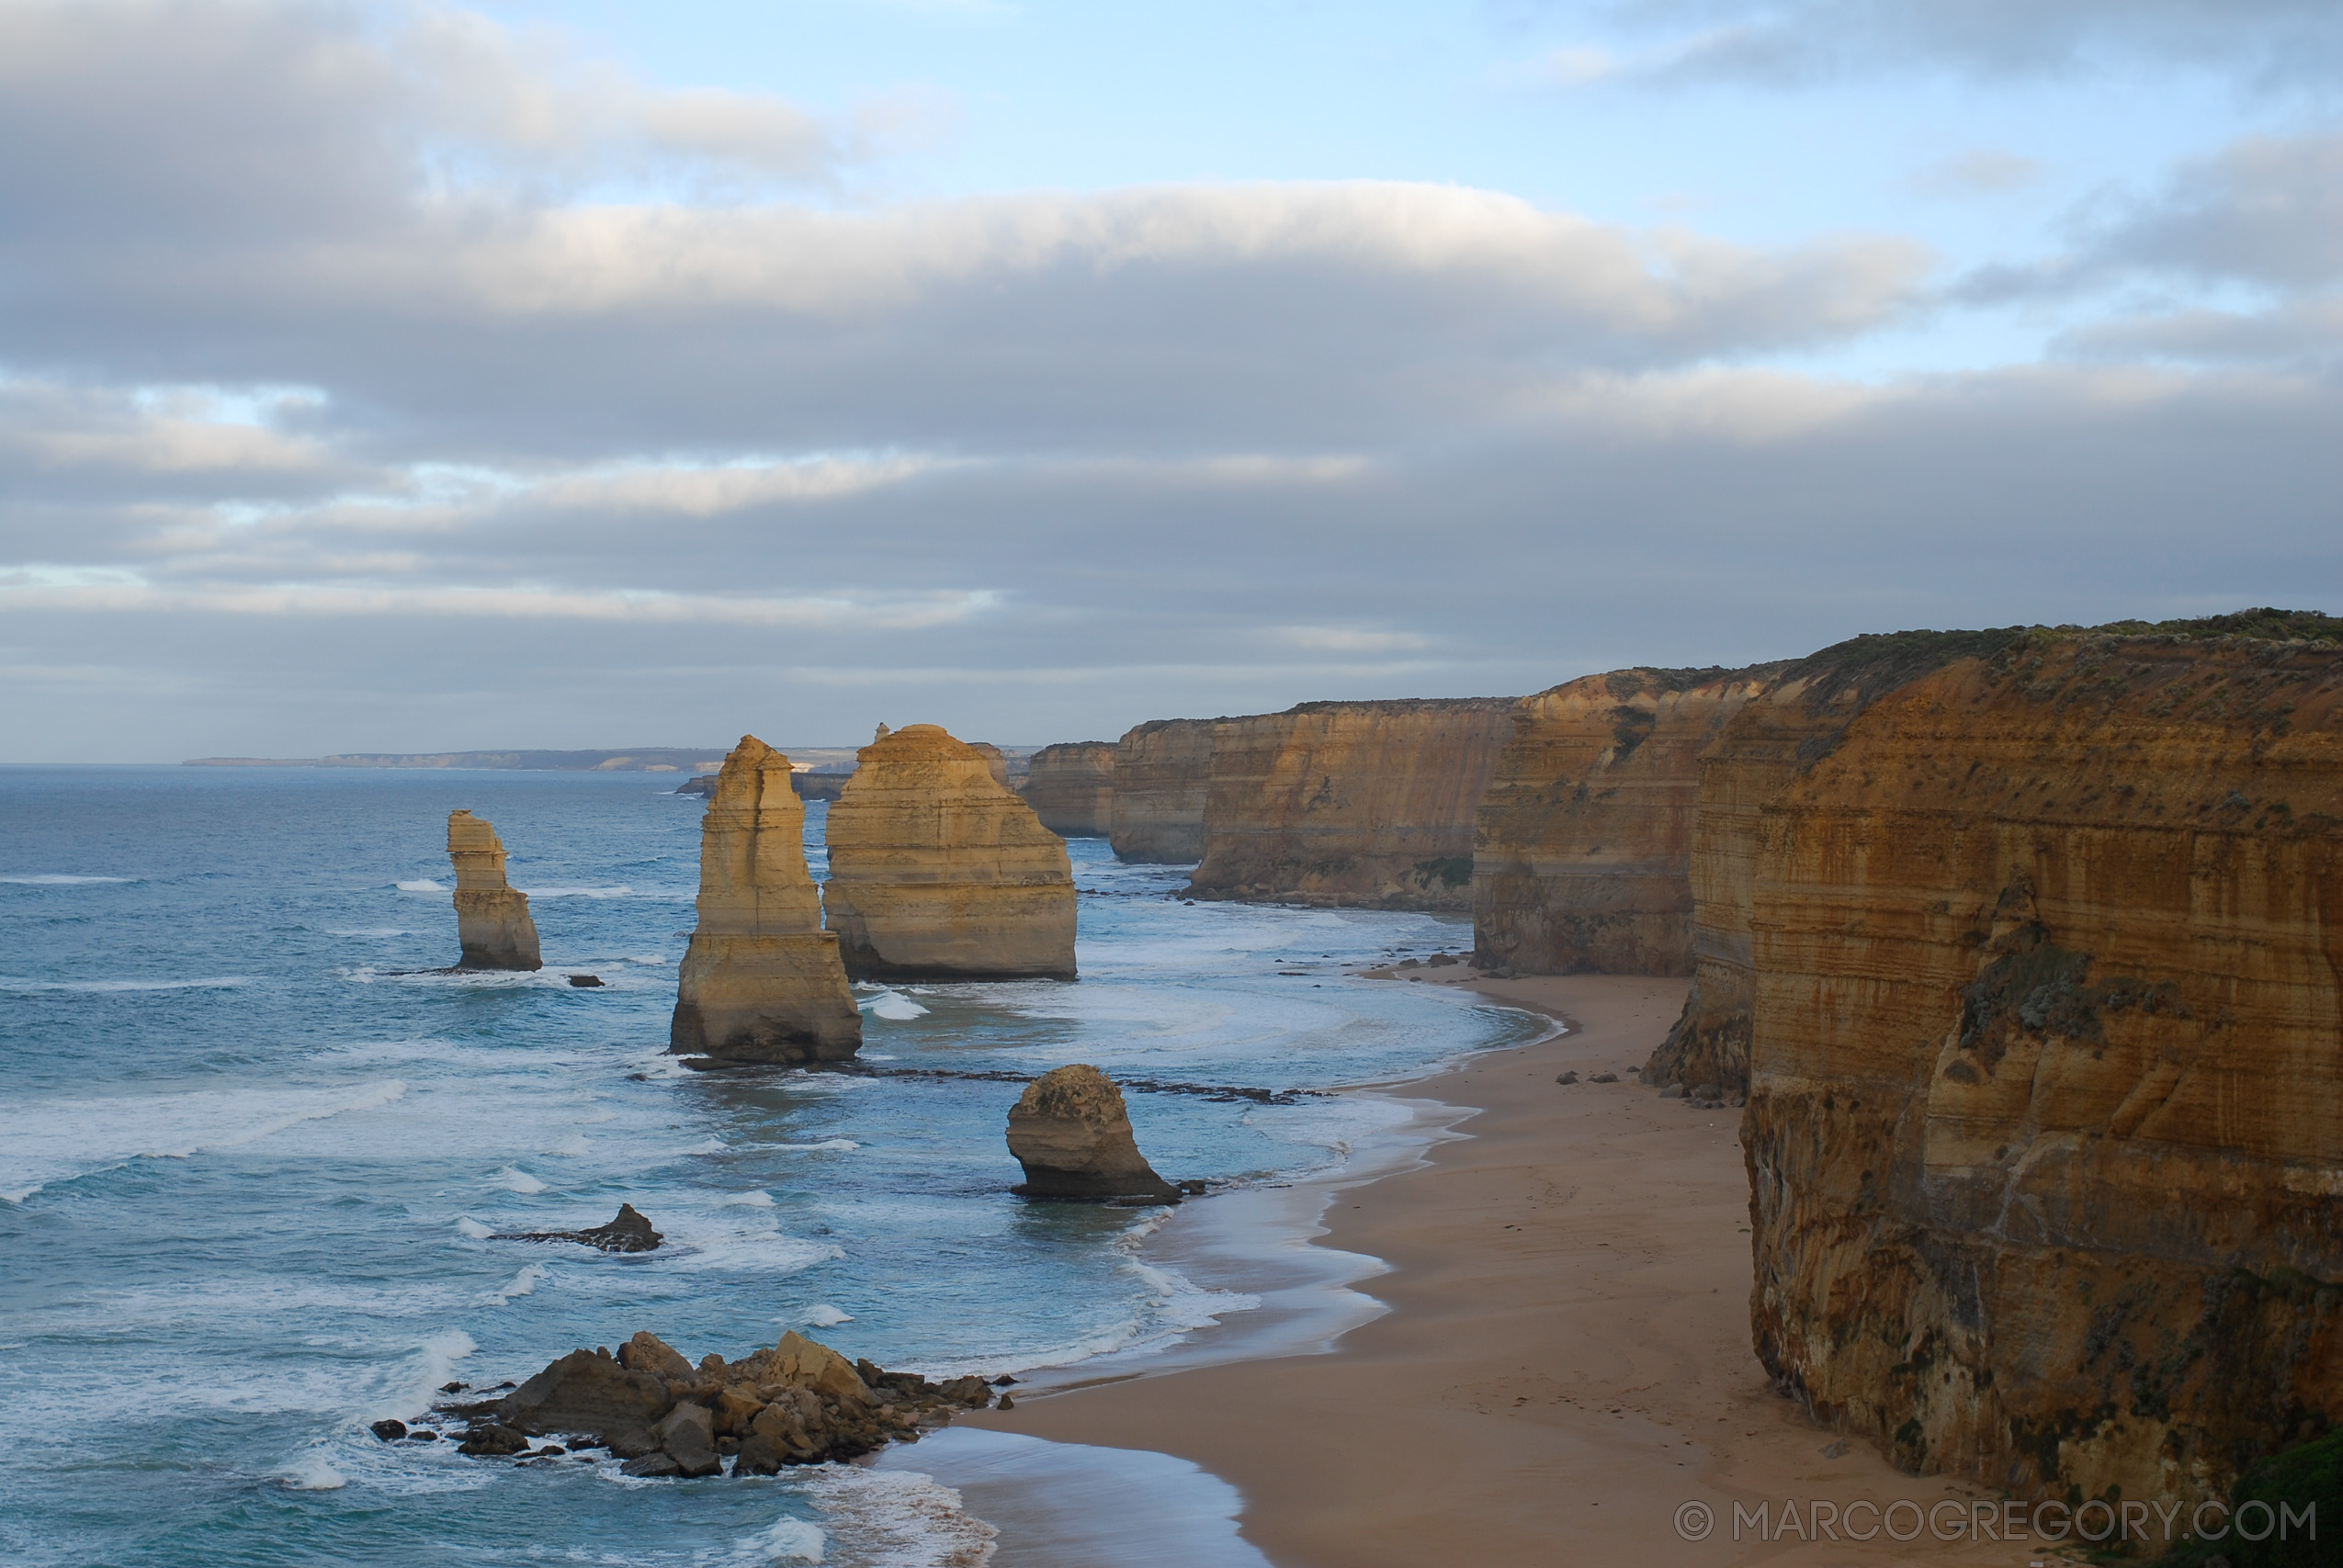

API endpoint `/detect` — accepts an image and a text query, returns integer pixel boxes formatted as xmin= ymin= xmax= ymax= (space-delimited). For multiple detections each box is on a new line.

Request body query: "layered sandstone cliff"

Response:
xmin=1109 ymin=719 xmax=1215 ymax=863
xmin=670 ymin=736 xmax=862 ymax=1064
xmin=1183 ymin=699 xmax=1515 ymax=910
xmin=1745 ymin=626 xmax=2343 ymax=1508
xmin=1020 ymin=742 xmax=1115 ymax=838
xmin=1470 ymin=668 xmax=1776 ymax=976
xmin=446 ymin=810 xmax=542 ymax=970
xmin=822 ymin=725 xmax=1076 ymax=980
xmin=1643 ymin=630 xmax=2026 ymax=1091
xmin=1006 ymin=1064 xmax=1179 ymax=1201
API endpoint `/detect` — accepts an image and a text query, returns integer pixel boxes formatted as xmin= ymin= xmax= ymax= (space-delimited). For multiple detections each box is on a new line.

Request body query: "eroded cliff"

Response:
xmin=822 ymin=724 xmax=1076 ymax=980
xmin=1021 ymin=741 xmax=1115 ymax=838
xmin=1184 ymin=698 xmax=1516 ymax=910
xmin=1744 ymin=626 xmax=2343 ymax=1508
xmin=1109 ymin=719 xmax=1215 ymax=863
xmin=670 ymin=736 xmax=862 ymax=1064
xmin=446 ymin=810 xmax=542 ymax=971
xmin=1470 ymin=668 xmax=1775 ymax=976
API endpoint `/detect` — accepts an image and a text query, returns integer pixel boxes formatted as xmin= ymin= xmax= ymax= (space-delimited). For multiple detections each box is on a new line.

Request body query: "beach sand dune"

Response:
xmin=970 ymin=975 xmax=2020 ymax=1566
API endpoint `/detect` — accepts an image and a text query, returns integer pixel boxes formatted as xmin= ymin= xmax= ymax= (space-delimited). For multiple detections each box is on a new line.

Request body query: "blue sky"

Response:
xmin=0 ymin=0 xmax=2336 ymax=759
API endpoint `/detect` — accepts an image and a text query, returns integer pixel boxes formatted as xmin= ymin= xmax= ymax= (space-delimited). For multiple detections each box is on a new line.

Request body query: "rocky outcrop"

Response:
xmin=1185 ymin=699 xmax=1514 ymax=909
xmin=821 ymin=725 xmax=1077 ymax=981
xmin=1109 ymin=718 xmax=1216 ymax=863
xmin=1006 ymin=1065 xmax=1180 ymax=1201
xmin=1634 ymin=631 xmax=2032 ymax=1091
xmin=468 ymin=1329 xmax=994 ymax=1477
xmin=670 ymin=736 xmax=862 ymax=1064
xmin=490 ymin=1203 xmax=662 ymax=1253
xmin=1744 ymin=624 xmax=2343 ymax=1510
xmin=446 ymin=811 xmax=542 ymax=970
xmin=1021 ymin=741 xmax=1116 ymax=838
xmin=1471 ymin=669 xmax=1778 ymax=975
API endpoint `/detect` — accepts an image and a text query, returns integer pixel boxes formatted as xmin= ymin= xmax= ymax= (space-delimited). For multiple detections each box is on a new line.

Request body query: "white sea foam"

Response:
xmin=486 ymin=1263 xmax=547 ymax=1303
xmin=394 ymin=879 xmax=447 ymax=892
xmin=0 ymin=976 xmax=250 ymax=994
xmin=799 ymin=1465 xmax=996 ymax=1567
xmin=551 ymin=1134 xmax=590 ymax=1157
xmin=764 ymin=1139 xmax=859 ymax=1153
xmin=723 ymin=1190 xmax=776 ymax=1207
xmin=803 ymin=1304 xmax=853 ymax=1327
xmin=456 ymin=1217 xmax=493 ymax=1239
xmin=381 ymin=1329 xmax=479 ymax=1421
xmin=279 ymin=1451 xmax=347 ymax=1490
xmin=0 ymin=874 xmax=133 ymax=885
xmin=728 ymin=1515 xmax=826 ymax=1565
xmin=0 ymin=1078 xmax=408 ymax=1202
xmin=865 ymin=991 xmax=929 ymax=1021
xmin=492 ymin=1166 xmax=548 ymax=1194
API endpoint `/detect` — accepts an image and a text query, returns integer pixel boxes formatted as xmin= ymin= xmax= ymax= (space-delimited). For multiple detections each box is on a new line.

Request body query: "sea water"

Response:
xmin=0 ymin=766 xmax=1539 ymax=1566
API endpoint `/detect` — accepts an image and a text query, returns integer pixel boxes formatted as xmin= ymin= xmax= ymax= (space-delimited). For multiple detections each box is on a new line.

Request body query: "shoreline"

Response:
xmin=940 ymin=973 xmax=2020 ymax=1567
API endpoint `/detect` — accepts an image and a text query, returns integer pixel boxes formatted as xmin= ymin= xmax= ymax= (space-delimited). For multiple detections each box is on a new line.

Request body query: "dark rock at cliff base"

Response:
xmin=491 ymin=1203 xmax=662 ymax=1253
xmin=370 ymin=1418 xmax=407 ymax=1441
xmin=496 ymin=1348 xmax=672 ymax=1438
xmin=458 ymin=1423 xmax=531 ymax=1456
xmin=568 ymin=974 xmax=604 ymax=987
xmin=655 ymin=1403 xmax=722 ymax=1477
xmin=1006 ymin=1064 xmax=1181 ymax=1202
xmin=621 ymin=1451 xmax=683 ymax=1478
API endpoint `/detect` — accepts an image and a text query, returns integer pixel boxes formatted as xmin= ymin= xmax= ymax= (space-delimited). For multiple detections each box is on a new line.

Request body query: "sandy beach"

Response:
xmin=962 ymin=973 xmax=2040 ymax=1568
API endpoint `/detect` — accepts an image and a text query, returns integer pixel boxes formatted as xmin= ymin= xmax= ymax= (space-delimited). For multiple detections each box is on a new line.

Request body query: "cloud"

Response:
xmin=1556 ymin=0 xmax=2343 ymax=88
xmin=1903 ymin=149 xmax=2046 ymax=199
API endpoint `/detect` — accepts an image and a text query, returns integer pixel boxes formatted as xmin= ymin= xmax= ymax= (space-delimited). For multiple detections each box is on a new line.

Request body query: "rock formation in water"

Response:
xmin=821 ymin=724 xmax=1076 ymax=980
xmin=1006 ymin=1064 xmax=1180 ymax=1201
xmin=1470 ymin=669 xmax=1777 ymax=975
xmin=490 ymin=1203 xmax=662 ymax=1253
xmin=1744 ymin=621 xmax=2343 ymax=1510
xmin=446 ymin=811 xmax=543 ymax=970
xmin=458 ymin=1329 xmax=994 ymax=1475
xmin=1020 ymin=741 xmax=1116 ymax=837
xmin=1184 ymin=698 xmax=1515 ymax=909
xmin=1109 ymin=718 xmax=1216 ymax=863
xmin=669 ymin=736 xmax=862 ymax=1064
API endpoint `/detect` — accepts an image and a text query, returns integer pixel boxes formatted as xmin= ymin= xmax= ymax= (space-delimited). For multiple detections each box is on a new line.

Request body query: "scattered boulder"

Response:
xmin=654 ymin=1403 xmax=721 ymax=1478
xmin=369 ymin=1418 xmax=408 ymax=1441
xmin=568 ymin=974 xmax=604 ymax=988
xmin=1556 ymin=1071 xmax=1579 ymax=1085
xmin=621 ymin=1451 xmax=683 ymax=1478
xmin=1006 ymin=1065 xmax=1181 ymax=1202
xmin=1590 ymin=1071 xmax=1619 ymax=1084
xmin=618 ymin=1330 xmax=694 ymax=1383
xmin=496 ymin=1348 xmax=671 ymax=1437
xmin=491 ymin=1203 xmax=662 ymax=1253
xmin=458 ymin=1423 xmax=531 ymax=1456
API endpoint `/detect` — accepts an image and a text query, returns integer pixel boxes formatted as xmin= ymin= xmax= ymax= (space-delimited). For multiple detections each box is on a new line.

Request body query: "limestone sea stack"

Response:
xmin=1469 ymin=668 xmax=1778 ymax=976
xmin=1109 ymin=718 xmax=1216 ymax=863
xmin=1184 ymin=698 xmax=1515 ymax=909
xmin=1020 ymin=741 xmax=1115 ymax=837
xmin=1746 ymin=623 xmax=2343 ymax=1510
xmin=821 ymin=724 xmax=1076 ymax=981
xmin=1006 ymin=1065 xmax=1179 ymax=1201
xmin=669 ymin=736 xmax=862 ymax=1065
xmin=446 ymin=810 xmax=542 ymax=970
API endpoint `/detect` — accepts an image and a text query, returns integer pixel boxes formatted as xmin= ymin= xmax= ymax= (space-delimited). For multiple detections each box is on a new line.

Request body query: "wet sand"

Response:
xmin=962 ymin=973 xmax=2032 ymax=1567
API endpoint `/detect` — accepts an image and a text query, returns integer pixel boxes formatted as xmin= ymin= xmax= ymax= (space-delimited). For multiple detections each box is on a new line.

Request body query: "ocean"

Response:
xmin=0 ymin=765 xmax=1540 ymax=1566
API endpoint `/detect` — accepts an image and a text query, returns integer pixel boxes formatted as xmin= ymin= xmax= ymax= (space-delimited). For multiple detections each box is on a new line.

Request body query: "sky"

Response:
xmin=1 ymin=0 xmax=2337 ymax=760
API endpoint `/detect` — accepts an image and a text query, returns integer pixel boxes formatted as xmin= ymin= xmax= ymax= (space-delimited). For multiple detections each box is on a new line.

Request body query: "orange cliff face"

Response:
xmin=670 ymin=736 xmax=863 ymax=1065
xmin=1184 ymin=698 xmax=1515 ymax=910
xmin=1109 ymin=719 xmax=1215 ymax=864
xmin=1644 ymin=630 xmax=2029 ymax=1092
xmin=1470 ymin=668 xmax=1776 ymax=976
xmin=822 ymin=724 xmax=1076 ymax=981
xmin=1020 ymin=741 xmax=1115 ymax=838
xmin=1743 ymin=630 xmax=2343 ymax=1509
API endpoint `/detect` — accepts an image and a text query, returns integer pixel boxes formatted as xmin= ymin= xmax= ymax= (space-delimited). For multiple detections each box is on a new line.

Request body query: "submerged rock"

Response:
xmin=670 ymin=736 xmax=862 ymax=1065
xmin=1006 ymin=1064 xmax=1181 ymax=1202
xmin=491 ymin=1202 xmax=663 ymax=1253
xmin=446 ymin=811 xmax=543 ymax=971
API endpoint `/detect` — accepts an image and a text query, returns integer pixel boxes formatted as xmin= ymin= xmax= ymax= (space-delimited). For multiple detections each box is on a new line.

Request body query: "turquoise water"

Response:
xmin=0 ymin=766 xmax=1536 ymax=1566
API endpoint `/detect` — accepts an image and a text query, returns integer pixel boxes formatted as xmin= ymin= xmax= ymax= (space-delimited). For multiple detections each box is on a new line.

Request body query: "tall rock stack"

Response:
xmin=446 ymin=811 xmax=542 ymax=970
xmin=1470 ymin=669 xmax=1775 ymax=974
xmin=822 ymin=724 xmax=1077 ymax=980
xmin=1108 ymin=718 xmax=1216 ymax=863
xmin=670 ymin=736 xmax=862 ymax=1064
xmin=1745 ymin=625 xmax=2343 ymax=1510
xmin=1185 ymin=698 xmax=1515 ymax=910
xmin=1020 ymin=741 xmax=1116 ymax=838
